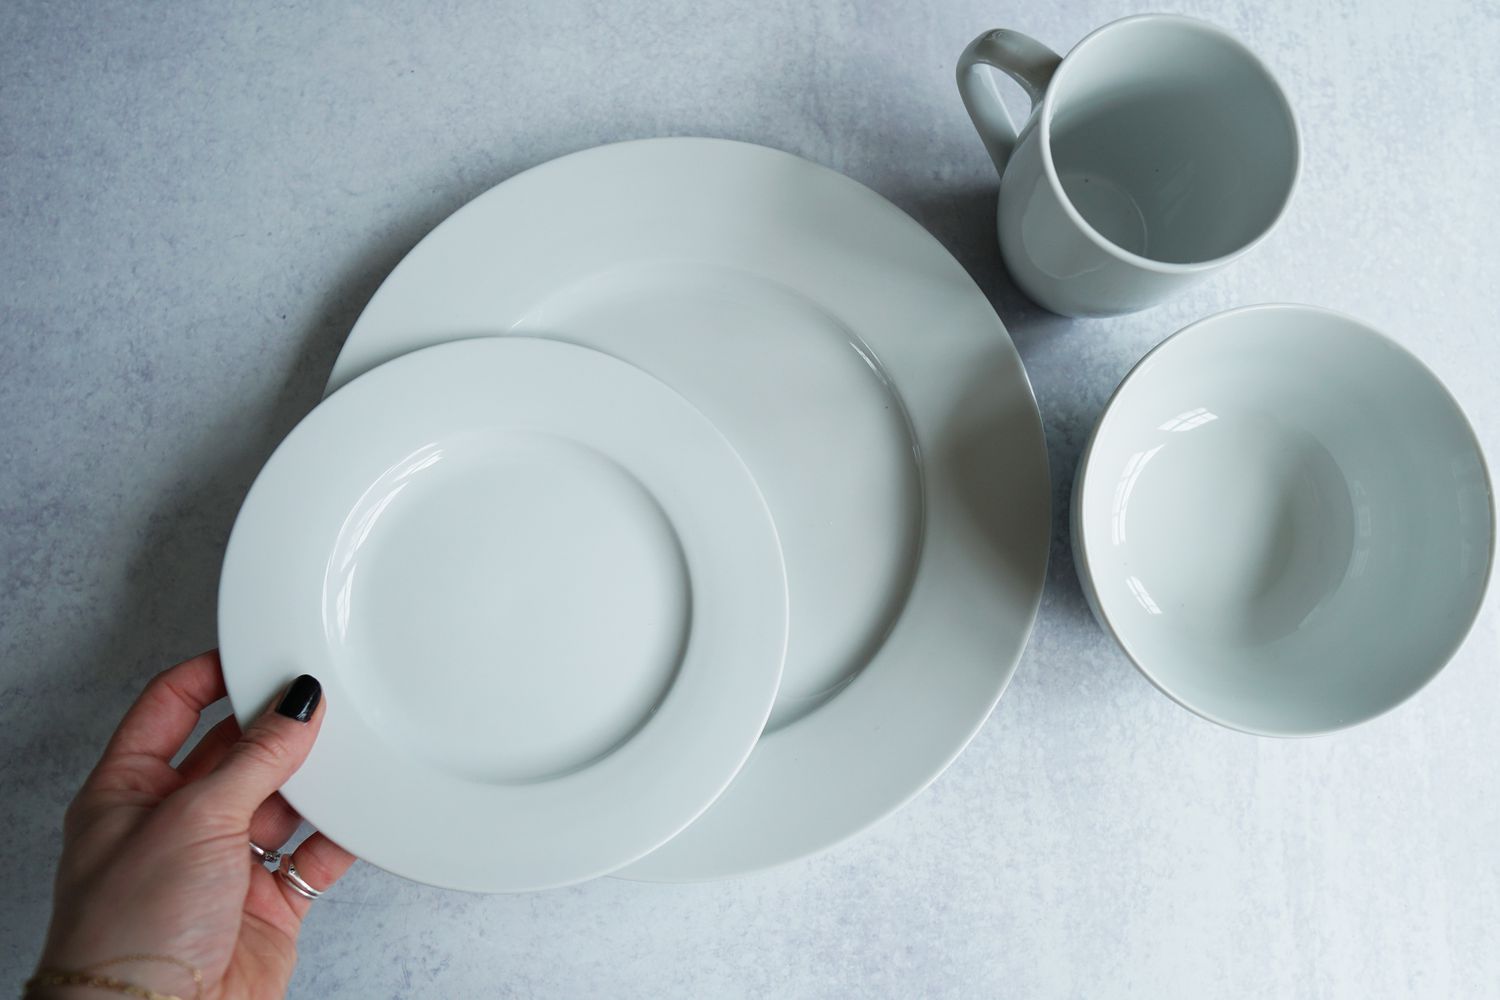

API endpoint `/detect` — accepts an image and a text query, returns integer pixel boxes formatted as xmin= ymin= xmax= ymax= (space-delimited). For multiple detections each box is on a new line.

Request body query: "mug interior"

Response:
xmin=1044 ymin=18 xmax=1298 ymax=266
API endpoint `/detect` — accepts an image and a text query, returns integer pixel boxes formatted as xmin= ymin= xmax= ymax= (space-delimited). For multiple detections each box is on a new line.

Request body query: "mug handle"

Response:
xmin=956 ymin=29 xmax=1062 ymax=175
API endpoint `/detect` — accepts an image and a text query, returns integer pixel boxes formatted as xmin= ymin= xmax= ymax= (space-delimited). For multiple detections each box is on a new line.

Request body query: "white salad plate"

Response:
xmin=1073 ymin=305 xmax=1494 ymax=736
xmin=328 ymin=138 xmax=1050 ymax=880
xmin=220 ymin=337 xmax=789 ymax=892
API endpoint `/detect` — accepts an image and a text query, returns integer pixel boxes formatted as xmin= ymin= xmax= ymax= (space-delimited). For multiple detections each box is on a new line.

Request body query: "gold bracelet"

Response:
xmin=24 ymin=954 xmax=203 ymax=1000
xmin=24 ymin=969 xmax=184 ymax=1000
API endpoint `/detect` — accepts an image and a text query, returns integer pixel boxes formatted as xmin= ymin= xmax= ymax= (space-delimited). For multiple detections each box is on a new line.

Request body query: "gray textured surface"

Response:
xmin=2 ymin=0 xmax=1497 ymax=996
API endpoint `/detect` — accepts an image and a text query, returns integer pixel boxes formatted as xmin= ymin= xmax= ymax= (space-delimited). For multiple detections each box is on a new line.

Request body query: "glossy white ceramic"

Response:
xmin=219 ymin=338 xmax=789 ymax=891
xmin=958 ymin=15 xmax=1299 ymax=317
xmin=327 ymin=138 xmax=1050 ymax=879
xmin=1073 ymin=305 xmax=1494 ymax=736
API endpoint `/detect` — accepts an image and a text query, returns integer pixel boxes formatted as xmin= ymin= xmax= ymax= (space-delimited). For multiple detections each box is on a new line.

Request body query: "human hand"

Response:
xmin=30 ymin=652 xmax=356 ymax=1000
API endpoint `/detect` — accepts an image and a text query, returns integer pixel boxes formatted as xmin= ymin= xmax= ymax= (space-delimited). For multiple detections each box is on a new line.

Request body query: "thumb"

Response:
xmin=200 ymin=674 xmax=324 ymax=823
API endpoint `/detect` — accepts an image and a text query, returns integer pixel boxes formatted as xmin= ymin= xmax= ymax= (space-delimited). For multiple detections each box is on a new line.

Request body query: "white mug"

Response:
xmin=957 ymin=15 xmax=1300 ymax=317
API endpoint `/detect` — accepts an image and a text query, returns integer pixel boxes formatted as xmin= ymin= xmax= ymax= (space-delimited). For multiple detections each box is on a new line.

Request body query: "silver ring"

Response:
xmin=250 ymin=841 xmax=281 ymax=868
xmin=278 ymin=856 xmax=323 ymax=900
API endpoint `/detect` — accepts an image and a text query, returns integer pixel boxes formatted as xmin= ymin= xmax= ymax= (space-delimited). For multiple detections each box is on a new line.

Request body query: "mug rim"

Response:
xmin=1037 ymin=13 xmax=1303 ymax=275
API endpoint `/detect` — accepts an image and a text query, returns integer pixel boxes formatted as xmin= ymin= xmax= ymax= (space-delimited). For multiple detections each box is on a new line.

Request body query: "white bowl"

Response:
xmin=1073 ymin=304 xmax=1494 ymax=735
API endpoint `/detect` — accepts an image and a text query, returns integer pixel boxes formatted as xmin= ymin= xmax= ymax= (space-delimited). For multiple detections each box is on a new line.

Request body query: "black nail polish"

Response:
xmin=276 ymin=674 xmax=322 ymax=722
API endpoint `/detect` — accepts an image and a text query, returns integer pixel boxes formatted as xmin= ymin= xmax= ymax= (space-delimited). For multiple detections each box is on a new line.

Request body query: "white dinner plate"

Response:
xmin=328 ymin=138 xmax=1050 ymax=880
xmin=220 ymin=337 xmax=788 ymax=891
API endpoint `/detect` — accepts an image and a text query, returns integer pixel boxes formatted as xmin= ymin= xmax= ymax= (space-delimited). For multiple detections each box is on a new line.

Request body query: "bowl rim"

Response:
xmin=1073 ymin=302 xmax=1497 ymax=737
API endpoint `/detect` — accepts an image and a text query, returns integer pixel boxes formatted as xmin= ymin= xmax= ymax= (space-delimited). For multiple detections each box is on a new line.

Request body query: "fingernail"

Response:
xmin=275 ymin=674 xmax=322 ymax=723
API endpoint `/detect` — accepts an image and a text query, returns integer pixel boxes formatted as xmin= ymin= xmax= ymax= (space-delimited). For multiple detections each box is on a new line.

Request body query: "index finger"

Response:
xmin=102 ymin=651 xmax=228 ymax=764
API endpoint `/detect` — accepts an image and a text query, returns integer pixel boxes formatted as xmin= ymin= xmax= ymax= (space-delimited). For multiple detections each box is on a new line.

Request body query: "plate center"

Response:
xmin=322 ymin=432 xmax=689 ymax=783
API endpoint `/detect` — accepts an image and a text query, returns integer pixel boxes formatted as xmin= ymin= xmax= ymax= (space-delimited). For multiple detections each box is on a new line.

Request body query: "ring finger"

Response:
xmin=276 ymin=831 xmax=357 ymax=915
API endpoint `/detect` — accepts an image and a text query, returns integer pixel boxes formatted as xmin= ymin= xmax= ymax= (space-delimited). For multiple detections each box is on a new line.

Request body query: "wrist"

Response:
xmin=27 ymin=985 xmax=118 ymax=1000
xmin=26 ymin=980 xmax=192 ymax=1000
xmin=27 ymin=956 xmax=203 ymax=1000
xmin=26 ymin=985 xmax=94 ymax=1000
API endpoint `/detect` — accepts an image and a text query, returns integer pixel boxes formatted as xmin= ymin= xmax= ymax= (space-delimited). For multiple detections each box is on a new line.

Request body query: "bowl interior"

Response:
xmin=1078 ymin=306 xmax=1492 ymax=734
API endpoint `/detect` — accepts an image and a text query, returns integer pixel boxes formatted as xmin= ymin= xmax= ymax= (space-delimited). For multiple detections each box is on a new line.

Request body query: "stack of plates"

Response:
xmin=219 ymin=138 xmax=1050 ymax=891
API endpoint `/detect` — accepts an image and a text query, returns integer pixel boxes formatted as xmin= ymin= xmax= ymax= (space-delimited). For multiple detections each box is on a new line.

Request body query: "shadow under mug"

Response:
xmin=957 ymin=14 xmax=1300 ymax=317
